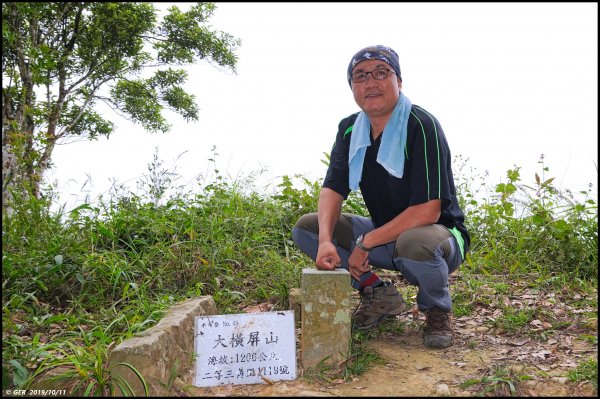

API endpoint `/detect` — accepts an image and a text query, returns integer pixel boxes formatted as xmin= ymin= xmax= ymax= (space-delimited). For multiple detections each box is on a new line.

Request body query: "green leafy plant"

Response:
xmin=460 ymin=365 xmax=533 ymax=396
xmin=455 ymin=155 xmax=597 ymax=279
xmin=23 ymin=341 xmax=148 ymax=396
xmin=302 ymin=355 xmax=336 ymax=384
xmin=569 ymin=357 xmax=597 ymax=392
xmin=493 ymin=308 xmax=534 ymax=334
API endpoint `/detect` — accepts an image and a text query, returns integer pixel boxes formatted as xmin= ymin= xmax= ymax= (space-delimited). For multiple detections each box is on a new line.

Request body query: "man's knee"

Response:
xmin=394 ymin=225 xmax=451 ymax=262
xmin=292 ymin=212 xmax=356 ymax=250
xmin=294 ymin=213 xmax=319 ymax=234
xmin=292 ymin=213 xmax=319 ymax=251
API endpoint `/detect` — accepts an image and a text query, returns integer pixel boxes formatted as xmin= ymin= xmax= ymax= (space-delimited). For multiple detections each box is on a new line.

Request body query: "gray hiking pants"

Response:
xmin=291 ymin=213 xmax=464 ymax=312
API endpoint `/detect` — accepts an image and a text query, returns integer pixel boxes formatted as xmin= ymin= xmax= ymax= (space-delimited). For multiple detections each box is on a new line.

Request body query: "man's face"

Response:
xmin=350 ymin=60 xmax=402 ymax=118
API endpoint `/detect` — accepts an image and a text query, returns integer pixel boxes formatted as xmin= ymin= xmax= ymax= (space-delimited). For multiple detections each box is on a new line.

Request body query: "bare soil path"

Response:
xmin=185 ymin=273 xmax=597 ymax=397
xmin=186 ymin=319 xmax=595 ymax=397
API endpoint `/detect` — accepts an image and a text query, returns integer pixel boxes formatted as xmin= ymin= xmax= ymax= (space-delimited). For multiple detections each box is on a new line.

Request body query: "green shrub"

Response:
xmin=2 ymin=152 xmax=597 ymax=393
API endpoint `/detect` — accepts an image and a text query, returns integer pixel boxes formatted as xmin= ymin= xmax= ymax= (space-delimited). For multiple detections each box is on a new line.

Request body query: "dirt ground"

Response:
xmin=182 ymin=273 xmax=597 ymax=397
xmin=183 ymin=312 xmax=596 ymax=397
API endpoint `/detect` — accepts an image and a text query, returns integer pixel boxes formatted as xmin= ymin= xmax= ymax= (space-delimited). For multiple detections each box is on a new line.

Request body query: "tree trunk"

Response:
xmin=2 ymin=126 xmax=19 ymax=214
xmin=1 ymin=86 xmax=47 ymax=215
xmin=2 ymin=127 xmax=35 ymax=216
xmin=2 ymin=3 xmax=53 ymax=215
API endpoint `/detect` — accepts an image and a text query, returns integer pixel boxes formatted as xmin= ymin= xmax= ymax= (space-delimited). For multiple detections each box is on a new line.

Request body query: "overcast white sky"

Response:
xmin=46 ymin=2 xmax=598 ymax=209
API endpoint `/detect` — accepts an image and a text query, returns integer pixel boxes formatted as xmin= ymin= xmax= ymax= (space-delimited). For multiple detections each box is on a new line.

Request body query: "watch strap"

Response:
xmin=355 ymin=234 xmax=372 ymax=252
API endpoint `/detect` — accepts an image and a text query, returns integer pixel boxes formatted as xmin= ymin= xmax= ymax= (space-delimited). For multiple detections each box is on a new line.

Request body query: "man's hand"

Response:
xmin=316 ymin=241 xmax=341 ymax=270
xmin=348 ymin=247 xmax=371 ymax=281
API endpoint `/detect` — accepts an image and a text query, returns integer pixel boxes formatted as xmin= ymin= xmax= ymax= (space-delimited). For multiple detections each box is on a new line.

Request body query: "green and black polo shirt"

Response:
xmin=323 ymin=104 xmax=471 ymax=255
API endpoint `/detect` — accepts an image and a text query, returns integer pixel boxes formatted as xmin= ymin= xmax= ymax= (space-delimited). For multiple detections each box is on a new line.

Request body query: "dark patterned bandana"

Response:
xmin=347 ymin=45 xmax=401 ymax=86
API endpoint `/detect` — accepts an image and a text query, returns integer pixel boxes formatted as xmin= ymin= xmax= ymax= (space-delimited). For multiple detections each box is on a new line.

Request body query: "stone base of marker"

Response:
xmin=288 ymin=287 xmax=302 ymax=326
xmin=108 ymin=296 xmax=217 ymax=396
xmin=300 ymin=268 xmax=352 ymax=369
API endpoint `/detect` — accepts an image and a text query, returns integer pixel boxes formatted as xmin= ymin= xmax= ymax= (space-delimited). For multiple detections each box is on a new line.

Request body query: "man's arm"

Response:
xmin=317 ymin=187 xmax=343 ymax=243
xmin=347 ymin=199 xmax=441 ymax=279
xmin=315 ymin=187 xmax=344 ymax=270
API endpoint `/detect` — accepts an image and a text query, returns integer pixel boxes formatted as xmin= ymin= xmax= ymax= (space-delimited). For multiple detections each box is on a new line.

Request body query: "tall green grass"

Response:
xmin=2 ymin=152 xmax=597 ymax=393
xmin=454 ymin=154 xmax=597 ymax=279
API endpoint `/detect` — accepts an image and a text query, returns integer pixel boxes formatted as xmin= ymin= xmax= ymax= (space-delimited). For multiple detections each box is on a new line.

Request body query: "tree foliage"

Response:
xmin=1 ymin=2 xmax=240 ymax=210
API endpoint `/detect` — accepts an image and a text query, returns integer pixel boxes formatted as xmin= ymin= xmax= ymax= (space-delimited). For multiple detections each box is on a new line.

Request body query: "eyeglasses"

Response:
xmin=351 ymin=68 xmax=395 ymax=83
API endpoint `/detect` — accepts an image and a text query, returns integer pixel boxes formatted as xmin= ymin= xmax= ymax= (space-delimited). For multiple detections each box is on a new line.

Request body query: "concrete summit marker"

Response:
xmin=301 ymin=268 xmax=352 ymax=368
xmin=194 ymin=310 xmax=296 ymax=387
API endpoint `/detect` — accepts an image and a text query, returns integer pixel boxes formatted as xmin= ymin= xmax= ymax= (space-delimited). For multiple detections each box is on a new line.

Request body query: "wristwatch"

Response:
xmin=355 ymin=234 xmax=373 ymax=252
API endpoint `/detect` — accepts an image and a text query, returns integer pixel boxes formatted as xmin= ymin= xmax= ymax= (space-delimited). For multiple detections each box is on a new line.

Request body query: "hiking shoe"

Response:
xmin=423 ymin=308 xmax=454 ymax=348
xmin=352 ymin=282 xmax=407 ymax=330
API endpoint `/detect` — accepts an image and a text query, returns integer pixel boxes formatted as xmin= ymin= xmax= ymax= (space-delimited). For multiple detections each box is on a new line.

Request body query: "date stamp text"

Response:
xmin=3 ymin=389 xmax=67 ymax=396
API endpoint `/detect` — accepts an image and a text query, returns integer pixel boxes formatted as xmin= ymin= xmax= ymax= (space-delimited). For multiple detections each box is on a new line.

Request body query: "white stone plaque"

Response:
xmin=194 ymin=310 xmax=296 ymax=387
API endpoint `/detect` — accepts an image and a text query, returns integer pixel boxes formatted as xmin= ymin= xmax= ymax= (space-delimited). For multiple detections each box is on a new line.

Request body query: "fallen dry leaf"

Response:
xmin=261 ymin=376 xmax=274 ymax=385
xmin=510 ymin=338 xmax=530 ymax=346
xmin=532 ymin=350 xmax=552 ymax=360
xmin=243 ymin=302 xmax=273 ymax=313
xmin=530 ymin=319 xmax=543 ymax=328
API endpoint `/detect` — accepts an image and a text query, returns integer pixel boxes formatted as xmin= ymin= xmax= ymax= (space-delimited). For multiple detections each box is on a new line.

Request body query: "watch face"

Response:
xmin=356 ymin=235 xmax=369 ymax=251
